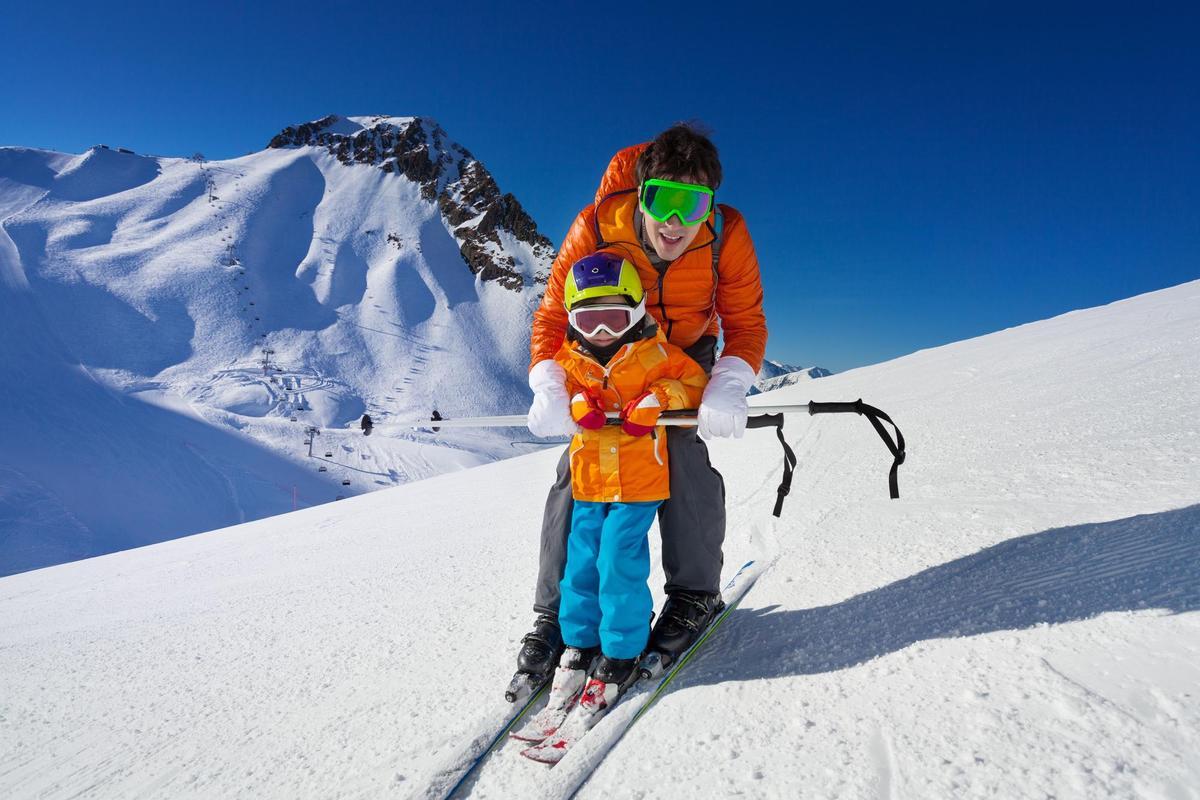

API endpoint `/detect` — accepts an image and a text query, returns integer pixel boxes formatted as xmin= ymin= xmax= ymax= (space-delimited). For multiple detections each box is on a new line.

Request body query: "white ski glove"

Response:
xmin=698 ymin=356 xmax=757 ymax=439
xmin=526 ymin=359 xmax=579 ymax=438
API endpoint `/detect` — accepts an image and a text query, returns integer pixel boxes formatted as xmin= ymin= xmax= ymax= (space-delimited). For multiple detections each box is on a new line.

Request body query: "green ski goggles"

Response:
xmin=638 ymin=178 xmax=714 ymax=226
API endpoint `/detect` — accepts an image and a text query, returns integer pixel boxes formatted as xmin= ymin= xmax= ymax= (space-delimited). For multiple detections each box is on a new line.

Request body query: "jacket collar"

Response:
xmin=562 ymin=321 xmax=663 ymax=371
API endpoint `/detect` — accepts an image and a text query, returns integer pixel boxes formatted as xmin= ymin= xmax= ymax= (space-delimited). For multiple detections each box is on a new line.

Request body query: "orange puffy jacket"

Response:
xmin=532 ymin=143 xmax=768 ymax=372
xmin=556 ymin=328 xmax=708 ymax=503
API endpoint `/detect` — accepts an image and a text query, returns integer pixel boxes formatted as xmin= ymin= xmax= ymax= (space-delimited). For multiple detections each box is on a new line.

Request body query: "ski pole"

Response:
xmin=407 ymin=401 xmax=897 ymax=428
xmin=410 ymin=399 xmax=906 ymax=508
xmin=407 ymin=412 xmax=700 ymax=429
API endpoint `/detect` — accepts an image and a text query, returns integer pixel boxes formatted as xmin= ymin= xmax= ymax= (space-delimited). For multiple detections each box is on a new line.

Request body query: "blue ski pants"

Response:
xmin=558 ymin=500 xmax=661 ymax=660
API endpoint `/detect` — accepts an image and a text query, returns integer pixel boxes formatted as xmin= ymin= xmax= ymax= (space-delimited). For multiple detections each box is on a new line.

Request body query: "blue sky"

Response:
xmin=2 ymin=1 xmax=1197 ymax=372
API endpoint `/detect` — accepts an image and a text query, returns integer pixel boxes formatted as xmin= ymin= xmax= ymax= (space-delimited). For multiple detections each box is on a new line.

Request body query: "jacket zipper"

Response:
xmin=655 ymin=269 xmax=671 ymax=340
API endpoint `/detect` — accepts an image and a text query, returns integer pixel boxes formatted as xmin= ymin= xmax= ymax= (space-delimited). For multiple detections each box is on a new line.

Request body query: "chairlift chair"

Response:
xmin=318 ymin=465 xmax=327 ymax=472
xmin=341 ymin=478 xmax=351 ymax=486
xmin=325 ymin=451 xmax=333 ymax=457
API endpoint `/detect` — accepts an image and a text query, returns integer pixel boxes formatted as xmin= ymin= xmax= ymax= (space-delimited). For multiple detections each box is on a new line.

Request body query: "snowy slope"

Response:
xmin=0 ymin=117 xmax=554 ymax=575
xmin=750 ymin=360 xmax=832 ymax=395
xmin=1 ymin=279 xmax=1197 ymax=798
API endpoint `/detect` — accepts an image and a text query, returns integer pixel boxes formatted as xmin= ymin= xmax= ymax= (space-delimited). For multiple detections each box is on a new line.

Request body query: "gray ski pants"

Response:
xmin=532 ymin=425 xmax=727 ymax=616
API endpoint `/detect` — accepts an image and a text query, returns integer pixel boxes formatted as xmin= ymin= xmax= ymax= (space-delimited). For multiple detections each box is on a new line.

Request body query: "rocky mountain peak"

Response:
xmin=268 ymin=115 xmax=553 ymax=290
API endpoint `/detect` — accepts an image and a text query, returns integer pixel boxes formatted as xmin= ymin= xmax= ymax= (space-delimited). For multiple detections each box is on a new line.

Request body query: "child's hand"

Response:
xmin=570 ymin=391 xmax=607 ymax=430
xmin=621 ymin=391 xmax=662 ymax=436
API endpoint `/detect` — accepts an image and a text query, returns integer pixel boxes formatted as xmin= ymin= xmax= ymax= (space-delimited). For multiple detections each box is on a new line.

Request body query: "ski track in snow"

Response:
xmin=0 ymin=281 xmax=1198 ymax=798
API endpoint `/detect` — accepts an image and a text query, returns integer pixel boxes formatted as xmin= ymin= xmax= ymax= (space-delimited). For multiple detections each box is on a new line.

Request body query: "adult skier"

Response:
xmin=520 ymin=123 xmax=767 ymax=692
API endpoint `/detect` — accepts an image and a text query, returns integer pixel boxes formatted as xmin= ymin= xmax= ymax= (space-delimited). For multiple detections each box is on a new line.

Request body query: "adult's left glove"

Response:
xmin=527 ymin=359 xmax=579 ymax=438
xmin=698 ymin=356 xmax=756 ymax=439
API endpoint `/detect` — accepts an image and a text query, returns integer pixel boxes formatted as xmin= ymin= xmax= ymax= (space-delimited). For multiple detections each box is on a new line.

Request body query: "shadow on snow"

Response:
xmin=686 ymin=504 xmax=1200 ymax=686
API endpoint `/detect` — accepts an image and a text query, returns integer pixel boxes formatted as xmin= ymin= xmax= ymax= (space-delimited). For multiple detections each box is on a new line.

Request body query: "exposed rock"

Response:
xmin=268 ymin=115 xmax=554 ymax=289
xmin=749 ymin=363 xmax=833 ymax=395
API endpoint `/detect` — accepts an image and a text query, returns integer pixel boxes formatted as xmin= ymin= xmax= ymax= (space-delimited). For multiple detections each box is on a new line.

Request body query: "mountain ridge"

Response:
xmin=0 ymin=115 xmax=556 ymax=573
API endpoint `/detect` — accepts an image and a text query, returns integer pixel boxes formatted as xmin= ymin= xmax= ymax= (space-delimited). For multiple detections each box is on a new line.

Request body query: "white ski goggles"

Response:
xmin=568 ymin=299 xmax=646 ymax=338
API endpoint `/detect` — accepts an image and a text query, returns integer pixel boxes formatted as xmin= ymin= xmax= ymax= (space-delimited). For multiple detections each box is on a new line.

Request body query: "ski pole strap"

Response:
xmin=745 ymin=413 xmax=797 ymax=517
xmin=807 ymin=399 xmax=907 ymax=499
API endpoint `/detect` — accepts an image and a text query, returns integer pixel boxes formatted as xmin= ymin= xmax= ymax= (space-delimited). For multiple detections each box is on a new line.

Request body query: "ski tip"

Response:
xmin=520 ymin=744 xmax=564 ymax=765
xmin=508 ymin=728 xmax=551 ymax=743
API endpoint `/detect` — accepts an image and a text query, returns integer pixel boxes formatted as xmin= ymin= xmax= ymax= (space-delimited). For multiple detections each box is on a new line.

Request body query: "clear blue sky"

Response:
xmin=3 ymin=1 xmax=1197 ymax=372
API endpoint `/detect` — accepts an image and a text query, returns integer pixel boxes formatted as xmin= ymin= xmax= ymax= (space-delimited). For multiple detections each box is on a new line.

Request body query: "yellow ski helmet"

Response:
xmin=562 ymin=252 xmax=644 ymax=310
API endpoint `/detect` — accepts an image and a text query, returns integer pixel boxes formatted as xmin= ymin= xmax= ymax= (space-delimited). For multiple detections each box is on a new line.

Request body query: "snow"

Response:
xmin=1 ymin=279 xmax=1197 ymax=798
xmin=0 ymin=129 xmax=551 ymax=575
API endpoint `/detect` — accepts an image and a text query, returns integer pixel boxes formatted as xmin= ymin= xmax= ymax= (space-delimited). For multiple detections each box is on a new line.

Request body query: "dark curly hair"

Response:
xmin=635 ymin=121 xmax=722 ymax=190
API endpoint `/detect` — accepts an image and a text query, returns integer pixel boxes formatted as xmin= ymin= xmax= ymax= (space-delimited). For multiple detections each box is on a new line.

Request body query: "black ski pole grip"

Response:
xmin=746 ymin=412 xmax=784 ymax=429
xmin=807 ymin=400 xmax=863 ymax=415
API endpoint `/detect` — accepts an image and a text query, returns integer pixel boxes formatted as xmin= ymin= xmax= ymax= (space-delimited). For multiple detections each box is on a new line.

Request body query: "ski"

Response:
xmin=509 ymin=663 xmax=590 ymax=743
xmin=519 ymin=559 xmax=768 ymax=780
xmin=423 ymin=679 xmax=549 ymax=800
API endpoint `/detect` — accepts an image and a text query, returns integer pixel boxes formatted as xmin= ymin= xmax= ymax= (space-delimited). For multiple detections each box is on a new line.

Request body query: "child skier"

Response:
xmin=521 ymin=250 xmax=708 ymax=748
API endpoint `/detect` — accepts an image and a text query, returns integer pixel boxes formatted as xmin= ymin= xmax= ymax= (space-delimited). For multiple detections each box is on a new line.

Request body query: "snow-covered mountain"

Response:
xmin=750 ymin=359 xmax=832 ymax=395
xmin=1 ymin=280 xmax=1196 ymax=798
xmin=0 ymin=115 xmax=555 ymax=575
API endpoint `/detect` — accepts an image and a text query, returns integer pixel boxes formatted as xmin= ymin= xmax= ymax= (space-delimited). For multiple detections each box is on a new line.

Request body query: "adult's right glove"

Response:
xmin=698 ymin=356 xmax=756 ymax=439
xmin=526 ymin=359 xmax=578 ymax=438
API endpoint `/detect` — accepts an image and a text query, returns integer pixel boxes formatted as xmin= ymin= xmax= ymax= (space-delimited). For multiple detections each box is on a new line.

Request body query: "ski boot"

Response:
xmin=505 ymin=614 xmax=565 ymax=702
xmin=639 ymin=590 xmax=725 ymax=679
xmin=584 ymin=654 xmax=641 ymax=705
xmin=510 ymin=646 xmax=598 ymax=742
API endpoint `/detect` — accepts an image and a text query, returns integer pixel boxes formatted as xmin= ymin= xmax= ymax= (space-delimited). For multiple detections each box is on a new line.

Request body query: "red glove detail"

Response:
xmin=621 ymin=391 xmax=662 ymax=437
xmin=570 ymin=392 xmax=607 ymax=430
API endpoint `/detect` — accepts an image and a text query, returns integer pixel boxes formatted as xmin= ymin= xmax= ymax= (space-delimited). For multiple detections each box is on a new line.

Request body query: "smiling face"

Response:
xmin=641 ymin=174 xmax=709 ymax=261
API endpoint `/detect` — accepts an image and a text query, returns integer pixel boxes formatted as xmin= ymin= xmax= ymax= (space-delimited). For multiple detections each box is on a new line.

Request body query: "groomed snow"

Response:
xmin=1 ymin=280 xmax=1198 ymax=799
